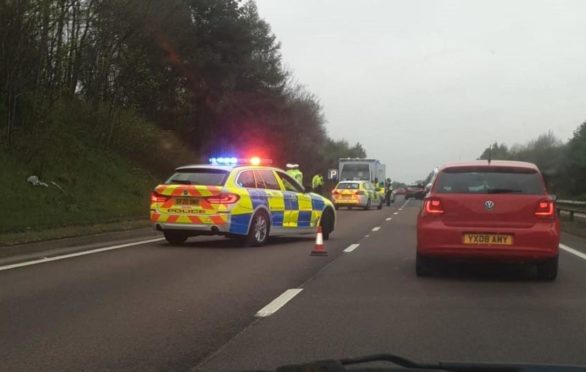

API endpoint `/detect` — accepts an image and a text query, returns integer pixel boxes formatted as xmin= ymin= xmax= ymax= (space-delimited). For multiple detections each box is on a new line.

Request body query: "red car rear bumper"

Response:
xmin=417 ymin=218 xmax=560 ymax=261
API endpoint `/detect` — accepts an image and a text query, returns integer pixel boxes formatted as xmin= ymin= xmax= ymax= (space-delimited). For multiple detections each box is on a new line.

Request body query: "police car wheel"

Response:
xmin=320 ymin=209 xmax=334 ymax=241
xmin=164 ymin=231 xmax=188 ymax=246
xmin=246 ymin=211 xmax=270 ymax=247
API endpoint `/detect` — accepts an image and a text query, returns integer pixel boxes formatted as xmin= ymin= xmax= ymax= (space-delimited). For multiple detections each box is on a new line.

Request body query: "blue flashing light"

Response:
xmin=209 ymin=156 xmax=238 ymax=165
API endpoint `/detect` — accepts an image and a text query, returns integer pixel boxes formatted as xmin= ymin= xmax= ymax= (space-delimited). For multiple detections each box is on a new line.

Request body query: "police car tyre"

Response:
xmin=245 ymin=211 xmax=271 ymax=247
xmin=164 ymin=231 xmax=188 ymax=246
xmin=536 ymin=255 xmax=558 ymax=281
xmin=415 ymin=253 xmax=433 ymax=277
xmin=320 ymin=208 xmax=334 ymax=241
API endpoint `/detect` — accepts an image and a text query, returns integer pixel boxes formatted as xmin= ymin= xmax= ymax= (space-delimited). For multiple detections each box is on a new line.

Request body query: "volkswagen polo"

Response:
xmin=416 ymin=160 xmax=560 ymax=280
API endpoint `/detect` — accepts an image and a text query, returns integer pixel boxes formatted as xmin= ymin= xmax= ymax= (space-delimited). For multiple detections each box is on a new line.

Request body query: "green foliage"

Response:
xmin=479 ymin=129 xmax=586 ymax=198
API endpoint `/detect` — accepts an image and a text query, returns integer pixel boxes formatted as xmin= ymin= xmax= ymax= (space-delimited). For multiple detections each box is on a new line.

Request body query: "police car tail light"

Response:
xmin=355 ymin=190 xmax=365 ymax=195
xmin=151 ymin=191 xmax=169 ymax=203
xmin=535 ymin=200 xmax=554 ymax=218
xmin=206 ymin=193 xmax=240 ymax=204
xmin=423 ymin=198 xmax=444 ymax=215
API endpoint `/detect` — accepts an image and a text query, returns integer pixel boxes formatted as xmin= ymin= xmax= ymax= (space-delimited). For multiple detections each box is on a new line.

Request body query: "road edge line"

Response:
xmin=560 ymin=243 xmax=586 ymax=260
xmin=0 ymin=238 xmax=165 ymax=272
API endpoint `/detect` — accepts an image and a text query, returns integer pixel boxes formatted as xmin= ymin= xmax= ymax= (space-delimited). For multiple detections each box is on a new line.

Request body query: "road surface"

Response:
xmin=2 ymin=197 xmax=586 ymax=371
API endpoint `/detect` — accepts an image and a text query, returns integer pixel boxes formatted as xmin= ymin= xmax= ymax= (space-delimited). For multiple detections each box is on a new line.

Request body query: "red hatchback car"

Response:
xmin=416 ymin=161 xmax=560 ymax=280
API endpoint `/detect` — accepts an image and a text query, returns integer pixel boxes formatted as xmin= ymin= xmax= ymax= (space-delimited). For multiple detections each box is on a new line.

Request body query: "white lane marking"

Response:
xmin=0 ymin=238 xmax=165 ymax=272
xmin=344 ymin=243 xmax=360 ymax=253
xmin=255 ymin=289 xmax=303 ymax=318
xmin=364 ymin=234 xmax=370 ymax=238
xmin=393 ymin=212 xmax=399 ymax=215
xmin=560 ymin=243 xmax=586 ymax=260
xmin=385 ymin=217 xmax=392 ymax=221
xmin=372 ymin=226 xmax=381 ymax=232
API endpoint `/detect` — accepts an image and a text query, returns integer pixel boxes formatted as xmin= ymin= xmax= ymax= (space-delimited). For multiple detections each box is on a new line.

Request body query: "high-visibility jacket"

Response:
xmin=287 ymin=169 xmax=303 ymax=186
xmin=312 ymin=174 xmax=324 ymax=189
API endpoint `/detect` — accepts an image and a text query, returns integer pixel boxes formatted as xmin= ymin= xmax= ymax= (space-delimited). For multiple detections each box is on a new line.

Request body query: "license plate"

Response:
xmin=342 ymin=195 xmax=352 ymax=199
xmin=175 ymin=198 xmax=199 ymax=206
xmin=463 ymin=234 xmax=513 ymax=245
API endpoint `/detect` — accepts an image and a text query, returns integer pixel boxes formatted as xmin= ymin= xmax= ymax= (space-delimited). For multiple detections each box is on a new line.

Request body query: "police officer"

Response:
xmin=286 ymin=164 xmax=304 ymax=186
xmin=312 ymin=173 xmax=324 ymax=194
xmin=384 ymin=177 xmax=393 ymax=206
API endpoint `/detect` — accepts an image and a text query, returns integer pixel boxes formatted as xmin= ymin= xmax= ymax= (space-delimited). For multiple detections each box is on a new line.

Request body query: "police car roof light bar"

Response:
xmin=209 ymin=156 xmax=272 ymax=166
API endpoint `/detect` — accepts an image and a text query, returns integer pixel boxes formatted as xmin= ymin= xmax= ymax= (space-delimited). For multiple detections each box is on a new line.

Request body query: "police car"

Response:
xmin=331 ymin=180 xmax=384 ymax=210
xmin=150 ymin=157 xmax=336 ymax=246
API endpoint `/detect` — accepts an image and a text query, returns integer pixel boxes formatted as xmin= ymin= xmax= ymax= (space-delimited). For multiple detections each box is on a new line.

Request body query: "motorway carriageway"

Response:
xmin=1 ymin=197 xmax=586 ymax=371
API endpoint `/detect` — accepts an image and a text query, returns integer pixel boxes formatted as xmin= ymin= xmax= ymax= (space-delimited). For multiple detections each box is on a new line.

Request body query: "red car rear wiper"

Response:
xmin=486 ymin=188 xmax=523 ymax=194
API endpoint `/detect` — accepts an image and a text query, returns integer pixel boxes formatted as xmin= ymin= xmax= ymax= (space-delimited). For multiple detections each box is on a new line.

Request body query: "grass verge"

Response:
xmin=0 ymin=219 xmax=151 ymax=247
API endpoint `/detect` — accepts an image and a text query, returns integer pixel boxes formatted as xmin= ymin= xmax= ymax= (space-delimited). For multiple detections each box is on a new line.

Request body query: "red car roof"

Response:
xmin=439 ymin=160 xmax=539 ymax=172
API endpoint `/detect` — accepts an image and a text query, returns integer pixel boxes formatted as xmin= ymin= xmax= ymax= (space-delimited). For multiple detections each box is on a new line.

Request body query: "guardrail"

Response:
xmin=556 ymin=200 xmax=586 ymax=221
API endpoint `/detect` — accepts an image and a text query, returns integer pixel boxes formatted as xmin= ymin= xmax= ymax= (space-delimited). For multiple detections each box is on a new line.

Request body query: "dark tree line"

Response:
xmin=0 ymin=0 xmax=364 ymax=177
xmin=479 ymin=124 xmax=586 ymax=199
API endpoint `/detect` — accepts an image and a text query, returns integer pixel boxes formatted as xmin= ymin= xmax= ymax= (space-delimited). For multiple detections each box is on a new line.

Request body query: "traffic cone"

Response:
xmin=311 ymin=226 xmax=328 ymax=256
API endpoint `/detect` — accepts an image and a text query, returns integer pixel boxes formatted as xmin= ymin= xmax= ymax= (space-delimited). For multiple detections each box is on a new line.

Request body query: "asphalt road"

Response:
xmin=2 ymin=197 xmax=586 ymax=371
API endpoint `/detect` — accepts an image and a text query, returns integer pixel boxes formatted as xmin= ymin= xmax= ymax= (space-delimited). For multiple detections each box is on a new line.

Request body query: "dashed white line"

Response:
xmin=255 ymin=289 xmax=303 ymax=317
xmin=0 ymin=238 xmax=165 ymax=272
xmin=560 ymin=243 xmax=586 ymax=261
xmin=393 ymin=212 xmax=399 ymax=215
xmin=385 ymin=217 xmax=392 ymax=221
xmin=372 ymin=226 xmax=381 ymax=232
xmin=344 ymin=243 xmax=360 ymax=253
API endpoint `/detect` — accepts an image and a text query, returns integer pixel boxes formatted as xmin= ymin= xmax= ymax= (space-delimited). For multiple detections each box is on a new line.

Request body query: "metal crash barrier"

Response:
xmin=556 ymin=200 xmax=586 ymax=221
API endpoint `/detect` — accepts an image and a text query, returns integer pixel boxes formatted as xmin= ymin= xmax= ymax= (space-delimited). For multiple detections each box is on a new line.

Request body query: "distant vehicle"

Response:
xmin=405 ymin=184 xmax=425 ymax=199
xmin=338 ymin=158 xmax=385 ymax=183
xmin=424 ymin=167 xmax=439 ymax=193
xmin=331 ymin=180 xmax=383 ymax=210
xmin=150 ymin=158 xmax=336 ymax=246
xmin=416 ymin=160 xmax=560 ymax=280
xmin=394 ymin=187 xmax=406 ymax=196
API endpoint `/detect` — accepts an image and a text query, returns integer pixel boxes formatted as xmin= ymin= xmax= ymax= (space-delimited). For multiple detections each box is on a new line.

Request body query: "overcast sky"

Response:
xmin=255 ymin=0 xmax=586 ymax=183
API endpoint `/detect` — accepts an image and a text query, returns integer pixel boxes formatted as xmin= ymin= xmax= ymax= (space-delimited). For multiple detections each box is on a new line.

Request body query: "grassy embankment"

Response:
xmin=1 ymin=99 xmax=195 ymax=246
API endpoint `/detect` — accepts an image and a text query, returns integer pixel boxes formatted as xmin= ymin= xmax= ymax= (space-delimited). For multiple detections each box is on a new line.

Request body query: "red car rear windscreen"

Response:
xmin=434 ymin=167 xmax=545 ymax=195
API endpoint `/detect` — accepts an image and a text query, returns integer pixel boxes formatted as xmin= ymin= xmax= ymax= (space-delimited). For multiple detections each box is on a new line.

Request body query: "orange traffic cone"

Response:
xmin=311 ymin=226 xmax=328 ymax=256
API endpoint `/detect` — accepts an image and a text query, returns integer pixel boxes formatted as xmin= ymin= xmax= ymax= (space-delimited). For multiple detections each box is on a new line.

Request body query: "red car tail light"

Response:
xmin=423 ymin=198 xmax=444 ymax=215
xmin=355 ymin=190 xmax=365 ymax=195
xmin=151 ymin=191 xmax=170 ymax=203
xmin=535 ymin=200 xmax=555 ymax=218
xmin=332 ymin=190 xmax=340 ymax=195
xmin=206 ymin=193 xmax=240 ymax=204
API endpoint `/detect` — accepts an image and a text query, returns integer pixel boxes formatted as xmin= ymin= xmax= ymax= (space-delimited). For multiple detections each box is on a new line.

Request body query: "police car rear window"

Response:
xmin=337 ymin=182 xmax=361 ymax=189
xmin=166 ymin=169 xmax=228 ymax=186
